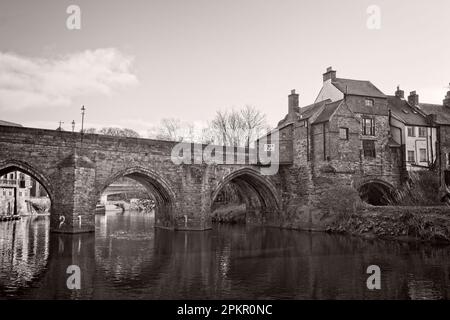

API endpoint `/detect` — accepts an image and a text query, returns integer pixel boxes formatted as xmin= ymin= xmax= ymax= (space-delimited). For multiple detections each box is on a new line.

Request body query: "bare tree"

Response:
xmin=85 ymin=127 xmax=140 ymax=138
xmin=207 ymin=106 xmax=269 ymax=147
xmin=149 ymin=118 xmax=195 ymax=142
xmin=240 ymin=105 xmax=268 ymax=147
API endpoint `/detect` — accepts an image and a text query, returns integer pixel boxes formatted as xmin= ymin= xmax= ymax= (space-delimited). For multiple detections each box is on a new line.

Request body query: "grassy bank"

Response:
xmin=327 ymin=206 xmax=450 ymax=243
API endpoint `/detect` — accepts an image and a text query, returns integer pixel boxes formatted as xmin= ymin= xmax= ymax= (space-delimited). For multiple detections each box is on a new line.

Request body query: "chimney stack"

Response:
xmin=408 ymin=91 xmax=419 ymax=106
xmin=395 ymin=85 xmax=404 ymax=99
xmin=323 ymin=66 xmax=336 ymax=82
xmin=444 ymin=83 xmax=450 ymax=108
xmin=288 ymin=89 xmax=299 ymax=120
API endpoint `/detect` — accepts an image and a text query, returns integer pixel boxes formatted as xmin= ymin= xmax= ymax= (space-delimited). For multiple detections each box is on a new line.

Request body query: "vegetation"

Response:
xmin=85 ymin=127 xmax=140 ymax=138
xmin=205 ymin=105 xmax=270 ymax=146
xmin=390 ymin=171 xmax=442 ymax=206
xmin=147 ymin=105 xmax=270 ymax=146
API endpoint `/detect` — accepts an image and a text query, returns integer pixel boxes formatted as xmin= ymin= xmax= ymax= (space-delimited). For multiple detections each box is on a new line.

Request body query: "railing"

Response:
xmin=0 ymin=179 xmax=17 ymax=186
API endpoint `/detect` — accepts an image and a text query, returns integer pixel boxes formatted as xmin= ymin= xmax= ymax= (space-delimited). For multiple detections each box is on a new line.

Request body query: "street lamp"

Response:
xmin=71 ymin=120 xmax=75 ymax=132
xmin=81 ymin=105 xmax=85 ymax=133
xmin=57 ymin=121 xmax=64 ymax=131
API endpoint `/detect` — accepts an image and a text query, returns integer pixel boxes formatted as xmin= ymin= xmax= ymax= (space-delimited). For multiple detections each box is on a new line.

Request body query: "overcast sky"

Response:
xmin=0 ymin=0 xmax=449 ymax=136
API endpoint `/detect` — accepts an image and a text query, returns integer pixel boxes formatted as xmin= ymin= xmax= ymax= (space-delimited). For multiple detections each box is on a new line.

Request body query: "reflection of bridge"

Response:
xmin=0 ymin=125 xmax=287 ymax=233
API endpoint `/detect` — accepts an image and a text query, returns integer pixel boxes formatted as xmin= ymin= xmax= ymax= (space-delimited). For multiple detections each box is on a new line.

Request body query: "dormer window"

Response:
xmin=365 ymin=99 xmax=374 ymax=107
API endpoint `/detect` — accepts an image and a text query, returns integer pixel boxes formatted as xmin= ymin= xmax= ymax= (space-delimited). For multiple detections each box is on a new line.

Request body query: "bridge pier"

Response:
xmin=51 ymin=153 xmax=96 ymax=234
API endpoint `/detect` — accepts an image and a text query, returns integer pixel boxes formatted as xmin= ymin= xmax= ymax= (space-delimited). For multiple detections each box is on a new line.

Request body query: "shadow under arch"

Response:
xmin=0 ymin=159 xmax=54 ymax=207
xmin=211 ymin=167 xmax=281 ymax=224
xmin=357 ymin=179 xmax=395 ymax=206
xmin=99 ymin=167 xmax=177 ymax=229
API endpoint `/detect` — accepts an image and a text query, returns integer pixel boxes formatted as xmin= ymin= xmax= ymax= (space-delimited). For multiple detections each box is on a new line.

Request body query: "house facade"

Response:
xmin=413 ymin=86 xmax=450 ymax=190
xmin=388 ymin=88 xmax=437 ymax=171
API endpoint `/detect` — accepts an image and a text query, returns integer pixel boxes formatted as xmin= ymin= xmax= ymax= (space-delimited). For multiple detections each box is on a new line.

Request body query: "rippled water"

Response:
xmin=0 ymin=211 xmax=449 ymax=299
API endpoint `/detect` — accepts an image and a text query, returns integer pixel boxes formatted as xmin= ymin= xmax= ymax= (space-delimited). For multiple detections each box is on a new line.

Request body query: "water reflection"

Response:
xmin=0 ymin=211 xmax=449 ymax=299
xmin=0 ymin=217 xmax=49 ymax=298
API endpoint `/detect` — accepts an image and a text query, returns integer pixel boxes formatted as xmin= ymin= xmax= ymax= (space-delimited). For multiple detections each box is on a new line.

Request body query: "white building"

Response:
xmin=388 ymin=88 xmax=437 ymax=171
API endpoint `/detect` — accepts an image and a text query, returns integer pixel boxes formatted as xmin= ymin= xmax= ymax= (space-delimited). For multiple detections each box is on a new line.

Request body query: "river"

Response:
xmin=0 ymin=211 xmax=449 ymax=299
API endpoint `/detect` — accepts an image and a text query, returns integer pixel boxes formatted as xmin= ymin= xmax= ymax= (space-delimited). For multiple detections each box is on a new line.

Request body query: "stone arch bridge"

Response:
xmin=0 ymin=125 xmax=285 ymax=233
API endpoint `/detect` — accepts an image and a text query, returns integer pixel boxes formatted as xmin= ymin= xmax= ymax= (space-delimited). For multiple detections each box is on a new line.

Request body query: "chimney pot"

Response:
xmin=444 ymin=83 xmax=450 ymax=107
xmin=323 ymin=66 xmax=336 ymax=82
xmin=408 ymin=90 xmax=419 ymax=106
xmin=288 ymin=89 xmax=299 ymax=120
xmin=395 ymin=85 xmax=404 ymax=99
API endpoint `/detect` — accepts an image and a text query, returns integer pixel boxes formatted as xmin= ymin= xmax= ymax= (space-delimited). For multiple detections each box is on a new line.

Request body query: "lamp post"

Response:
xmin=81 ymin=105 xmax=85 ymax=134
xmin=71 ymin=120 xmax=75 ymax=132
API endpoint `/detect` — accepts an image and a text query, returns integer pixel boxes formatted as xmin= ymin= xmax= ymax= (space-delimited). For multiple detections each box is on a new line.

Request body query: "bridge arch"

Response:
xmin=0 ymin=159 xmax=54 ymax=208
xmin=99 ymin=167 xmax=177 ymax=229
xmin=357 ymin=178 xmax=395 ymax=206
xmin=211 ymin=167 xmax=281 ymax=224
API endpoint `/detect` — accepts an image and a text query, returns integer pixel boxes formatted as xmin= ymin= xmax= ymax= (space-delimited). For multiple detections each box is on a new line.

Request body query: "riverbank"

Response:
xmin=327 ymin=206 xmax=450 ymax=244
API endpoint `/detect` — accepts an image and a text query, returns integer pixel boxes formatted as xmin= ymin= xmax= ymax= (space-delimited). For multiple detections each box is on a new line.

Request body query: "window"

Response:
xmin=407 ymin=126 xmax=415 ymax=137
xmin=419 ymin=148 xmax=427 ymax=162
xmin=362 ymin=118 xmax=375 ymax=136
xmin=407 ymin=150 xmax=415 ymax=163
xmin=363 ymin=140 xmax=376 ymax=158
xmin=418 ymin=127 xmax=427 ymax=137
xmin=365 ymin=99 xmax=374 ymax=107
xmin=339 ymin=127 xmax=349 ymax=140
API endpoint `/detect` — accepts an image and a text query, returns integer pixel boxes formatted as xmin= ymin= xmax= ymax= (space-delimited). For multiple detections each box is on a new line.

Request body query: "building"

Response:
xmin=273 ymin=67 xmax=402 ymax=182
xmin=0 ymin=171 xmax=32 ymax=215
xmin=388 ymin=88 xmax=437 ymax=171
xmin=412 ymin=86 xmax=450 ymax=189
xmin=259 ymin=67 xmax=449 ymax=205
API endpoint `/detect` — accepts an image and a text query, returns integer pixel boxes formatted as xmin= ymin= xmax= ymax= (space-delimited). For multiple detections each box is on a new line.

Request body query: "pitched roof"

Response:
xmin=313 ymin=100 xmax=343 ymax=124
xmin=298 ymin=100 xmax=330 ymax=119
xmin=0 ymin=120 xmax=22 ymax=127
xmin=332 ymin=78 xmax=386 ymax=98
xmin=276 ymin=100 xmax=330 ymax=128
xmin=418 ymin=103 xmax=450 ymax=125
xmin=387 ymin=96 xmax=429 ymax=126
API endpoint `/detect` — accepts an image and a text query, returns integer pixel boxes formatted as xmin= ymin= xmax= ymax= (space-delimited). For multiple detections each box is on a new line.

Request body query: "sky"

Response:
xmin=0 ymin=0 xmax=449 ymax=136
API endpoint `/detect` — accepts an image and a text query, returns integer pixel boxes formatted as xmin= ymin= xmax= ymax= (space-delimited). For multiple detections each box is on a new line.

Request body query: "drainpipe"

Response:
xmin=437 ymin=126 xmax=442 ymax=186
xmin=322 ymin=122 xmax=326 ymax=161
xmin=306 ymin=120 xmax=310 ymax=162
